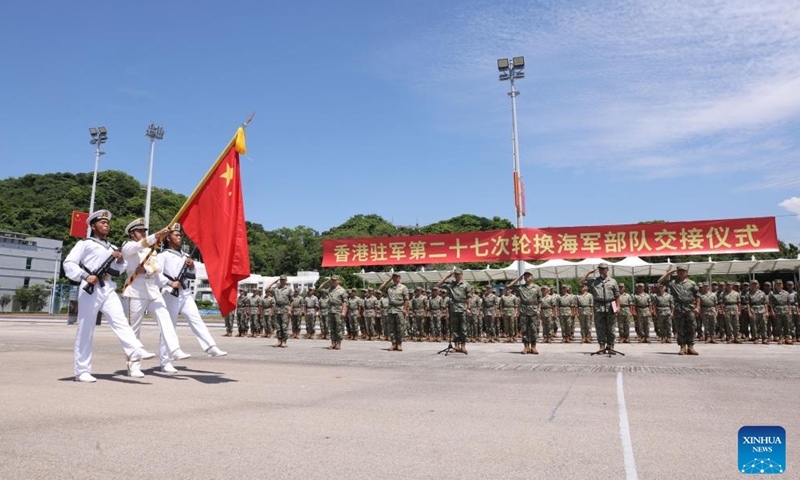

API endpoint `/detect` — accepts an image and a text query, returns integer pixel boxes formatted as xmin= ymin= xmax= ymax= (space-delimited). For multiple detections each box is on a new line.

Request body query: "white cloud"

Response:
xmin=779 ymin=197 xmax=800 ymax=220
xmin=383 ymin=0 xmax=800 ymax=187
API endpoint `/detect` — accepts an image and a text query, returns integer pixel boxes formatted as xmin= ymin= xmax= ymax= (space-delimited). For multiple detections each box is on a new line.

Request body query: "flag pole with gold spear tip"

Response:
xmin=120 ymin=112 xmax=255 ymax=294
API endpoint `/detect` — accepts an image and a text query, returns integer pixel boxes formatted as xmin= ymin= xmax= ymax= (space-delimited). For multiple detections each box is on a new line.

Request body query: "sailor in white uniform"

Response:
xmin=62 ymin=210 xmax=155 ymax=382
xmin=158 ymin=224 xmax=227 ymax=361
xmin=120 ymin=218 xmax=191 ymax=376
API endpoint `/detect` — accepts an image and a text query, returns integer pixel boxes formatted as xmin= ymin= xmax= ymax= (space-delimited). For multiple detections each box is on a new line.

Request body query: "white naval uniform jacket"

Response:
xmin=120 ymin=234 xmax=167 ymax=300
xmin=158 ymin=248 xmax=195 ymax=298
xmin=63 ymin=237 xmax=126 ymax=289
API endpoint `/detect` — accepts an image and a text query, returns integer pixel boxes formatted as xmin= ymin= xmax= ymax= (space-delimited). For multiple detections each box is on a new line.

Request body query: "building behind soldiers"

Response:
xmin=193 ymin=265 xmax=319 ymax=303
xmin=0 ymin=230 xmax=63 ymax=312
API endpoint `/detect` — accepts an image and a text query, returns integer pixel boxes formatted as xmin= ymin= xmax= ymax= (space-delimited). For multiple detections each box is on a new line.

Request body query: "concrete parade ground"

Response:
xmin=1 ymin=317 xmax=798 ymax=480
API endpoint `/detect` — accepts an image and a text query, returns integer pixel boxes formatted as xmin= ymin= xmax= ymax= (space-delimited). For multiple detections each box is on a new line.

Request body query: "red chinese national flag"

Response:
xmin=179 ymin=129 xmax=251 ymax=316
xmin=70 ymin=211 xmax=89 ymax=237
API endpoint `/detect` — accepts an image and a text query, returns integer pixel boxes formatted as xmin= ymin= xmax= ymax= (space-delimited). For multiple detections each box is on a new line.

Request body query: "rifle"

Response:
xmin=168 ymin=247 xmax=197 ymax=297
xmin=80 ymin=248 xmax=119 ymax=295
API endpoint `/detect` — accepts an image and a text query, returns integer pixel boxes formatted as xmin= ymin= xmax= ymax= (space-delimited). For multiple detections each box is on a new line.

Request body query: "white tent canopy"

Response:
xmin=355 ymin=256 xmax=800 ymax=286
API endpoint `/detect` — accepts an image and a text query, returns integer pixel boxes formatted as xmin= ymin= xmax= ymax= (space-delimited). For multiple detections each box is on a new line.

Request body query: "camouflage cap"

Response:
xmin=391 ymin=272 xmax=401 ymax=278
xmin=763 ymin=281 xmax=772 ymax=286
xmin=698 ymin=282 xmax=707 ymax=287
xmin=750 ymin=280 xmax=759 ymax=285
xmin=676 ymin=264 xmax=688 ymax=271
xmin=453 ymin=268 xmax=463 ymax=275
xmin=330 ymin=275 xmax=340 ymax=281
xmin=635 ymin=283 xmax=644 ymax=287
xmin=598 ymin=262 xmax=609 ymax=269
xmin=279 ymin=274 xmax=288 ymax=280
xmin=775 ymin=279 xmax=783 ymax=284
xmin=726 ymin=281 xmax=734 ymax=286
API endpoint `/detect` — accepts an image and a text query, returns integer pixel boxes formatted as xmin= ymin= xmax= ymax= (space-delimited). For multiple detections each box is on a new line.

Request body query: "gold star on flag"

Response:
xmin=220 ymin=162 xmax=234 ymax=188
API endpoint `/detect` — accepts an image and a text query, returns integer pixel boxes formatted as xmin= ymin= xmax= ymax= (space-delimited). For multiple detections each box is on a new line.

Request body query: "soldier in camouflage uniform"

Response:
xmin=721 ymin=281 xmax=741 ymax=343
xmin=576 ymin=284 xmax=594 ymax=344
xmin=289 ymin=291 xmax=303 ymax=339
xmin=320 ymin=275 xmax=346 ymax=350
xmin=508 ymin=272 xmax=541 ymax=354
xmin=362 ymin=289 xmax=379 ymax=341
xmin=746 ymin=280 xmax=768 ymax=343
xmin=224 ymin=292 xmax=239 ymax=337
xmin=738 ymin=282 xmax=751 ymax=341
xmin=652 ymin=284 xmax=674 ymax=344
xmin=658 ymin=265 xmax=700 ymax=355
xmin=500 ymin=287 xmax=518 ymax=342
xmin=768 ymin=279 xmax=793 ymax=344
xmin=318 ymin=289 xmax=330 ymax=340
xmin=236 ymin=290 xmax=251 ymax=337
xmin=263 ymin=289 xmax=276 ymax=338
xmin=378 ymin=290 xmax=390 ymax=341
xmin=557 ymin=285 xmax=576 ymax=343
xmin=411 ymin=287 xmax=428 ymax=342
xmin=345 ymin=289 xmax=363 ymax=341
xmin=378 ymin=273 xmax=409 ymax=351
xmin=428 ymin=287 xmax=444 ymax=342
xmin=539 ymin=286 xmax=556 ymax=344
xmin=482 ymin=286 xmax=499 ymax=343
xmin=251 ymin=290 xmax=265 ymax=337
xmin=633 ymin=283 xmax=653 ymax=343
xmin=580 ymin=263 xmax=619 ymax=352
xmin=303 ymin=288 xmax=319 ymax=339
xmin=438 ymin=269 xmax=472 ymax=353
xmin=468 ymin=290 xmax=482 ymax=342
xmin=698 ymin=282 xmax=718 ymax=343
xmin=617 ymin=284 xmax=633 ymax=343
xmin=787 ymin=281 xmax=799 ymax=343
xmin=269 ymin=275 xmax=294 ymax=348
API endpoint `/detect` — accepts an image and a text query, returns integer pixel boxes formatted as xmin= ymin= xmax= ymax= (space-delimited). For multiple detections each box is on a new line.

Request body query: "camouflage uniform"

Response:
xmin=441 ymin=277 xmax=472 ymax=345
xmin=557 ymin=291 xmax=576 ymax=342
xmin=584 ymin=272 xmax=619 ymax=348
xmin=500 ymin=292 xmax=518 ymax=341
xmin=385 ymin=281 xmax=410 ymax=347
xmin=290 ymin=292 xmax=304 ymax=338
xmin=273 ymin=284 xmax=294 ymax=343
xmin=325 ymin=284 xmax=347 ymax=346
xmin=698 ymin=288 xmax=718 ymax=342
xmin=747 ymin=287 xmax=768 ymax=342
xmin=345 ymin=292 xmax=363 ymax=340
xmin=516 ymin=281 xmax=540 ymax=349
xmin=576 ymin=291 xmax=594 ymax=343
xmin=411 ymin=291 xmax=428 ymax=341
xmin=428 ymin=291 xmax=444 ymax=341
xmin=633 ymin=287 xmax=653 ymax=341
xmin=362 ymin=293 xmax=379 ymax=340
xmin=721 ymin=286 xmax=741 ymax=343
xmin=251 ymin=292 xmax=265 ymax=336
xmin=318 ymin=292 xmax=330 ymax=338
xmin=482 ymin=289 xmax=499 ymax=341
xmin=263 ymin=292 xmax=276 ymax=337
xmin=468 ymin=292 xmax=482 ymax=341
xmin=303 ymin=292 xmax=319 ymax=338
xmin=237 ymin=293 xmax=251 ymax=336
xmin=652 ymin=290 xmax=674 ymax=342
xmin=380 ymin=294 xmax=390 ymax=340
xmin=539 ymin=290 xmax=557 ymax=342
xmin=617 ymin=290 xmax=633 ymax=342
xmin=768 ymin=284 xmax=792 ymax=343
xmin=663 ymin=275 xmax=700 ymax=349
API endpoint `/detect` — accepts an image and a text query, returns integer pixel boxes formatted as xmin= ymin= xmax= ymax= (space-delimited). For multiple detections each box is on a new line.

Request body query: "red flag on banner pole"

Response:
xmin=176 ymin=128 xmax=251 ymax=316
xmin=69 ymin=211 xmax=89 ymax=237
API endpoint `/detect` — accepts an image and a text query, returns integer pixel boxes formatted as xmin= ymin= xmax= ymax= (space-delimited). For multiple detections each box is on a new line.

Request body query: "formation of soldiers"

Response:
xmin=223 ymin=274 xmax=800 ymax=348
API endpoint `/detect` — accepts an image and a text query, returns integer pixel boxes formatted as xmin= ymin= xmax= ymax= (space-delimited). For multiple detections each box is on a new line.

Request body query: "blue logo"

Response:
xmin=739 ymin=426 xmax=786 ymax=474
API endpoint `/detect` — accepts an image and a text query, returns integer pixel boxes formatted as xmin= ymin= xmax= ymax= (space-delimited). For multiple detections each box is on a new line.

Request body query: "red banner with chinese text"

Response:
xmin=321 ymin=217 xmax=778 ymax=267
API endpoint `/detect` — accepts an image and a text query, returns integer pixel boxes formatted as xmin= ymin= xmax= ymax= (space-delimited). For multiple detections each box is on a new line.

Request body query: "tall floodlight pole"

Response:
xmin=498 ymin=56 xmax=526 ymax=277
xmin=144 ymin=124 xmax=165 ymax=230
xmin=49 ymin=247 xmax=62 ymax=315
xmin=87 ymin=127 xmax=108 ymax=235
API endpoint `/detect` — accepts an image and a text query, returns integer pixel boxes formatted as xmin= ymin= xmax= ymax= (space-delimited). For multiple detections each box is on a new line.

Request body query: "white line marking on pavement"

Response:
xmin=617 ymin=372 xmax=639 ymax=480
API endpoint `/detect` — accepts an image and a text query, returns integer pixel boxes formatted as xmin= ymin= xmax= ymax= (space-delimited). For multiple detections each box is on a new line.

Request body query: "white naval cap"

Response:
xmin=87 ymin=209 xmax=112 ymax=225
xmin=125 ymin=217 xmax=147 ymax=235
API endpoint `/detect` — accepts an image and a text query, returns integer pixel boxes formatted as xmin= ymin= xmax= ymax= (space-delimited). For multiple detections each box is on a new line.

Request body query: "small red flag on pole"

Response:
xmin=69 ymin=211 xmax=89 ymax=237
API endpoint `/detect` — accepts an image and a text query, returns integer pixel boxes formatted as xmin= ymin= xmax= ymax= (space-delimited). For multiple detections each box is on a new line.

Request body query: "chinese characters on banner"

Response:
xmin=321 ymin=217 xmax=779 ymax=267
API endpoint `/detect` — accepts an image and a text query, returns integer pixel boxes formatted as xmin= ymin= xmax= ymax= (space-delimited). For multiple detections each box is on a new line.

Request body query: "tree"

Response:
xmin=13 ymin=285 xmax=49 ymax=312
xmin=0 ymin=294 xmax=10 ymax=312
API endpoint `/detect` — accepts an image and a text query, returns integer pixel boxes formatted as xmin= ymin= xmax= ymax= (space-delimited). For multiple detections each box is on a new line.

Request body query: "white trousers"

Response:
xmin=160 ymin=293 xmax=216 ymax=365
xmin=125 ymin=296 xmax=182 ymax=365
xmin=74 ymin=282 xmax=144 ymax=376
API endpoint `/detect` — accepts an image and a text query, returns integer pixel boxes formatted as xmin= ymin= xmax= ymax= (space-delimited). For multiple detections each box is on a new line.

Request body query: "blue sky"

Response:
xmin=2 ymin=0 xmax=800 ymax=245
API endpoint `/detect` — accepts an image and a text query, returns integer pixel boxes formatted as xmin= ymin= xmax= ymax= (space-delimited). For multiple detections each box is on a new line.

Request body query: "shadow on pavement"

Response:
xmin=57 ymin=373 xmax=152 ymax=385
xmin=143 ymin=366 xmax=238 ymax=385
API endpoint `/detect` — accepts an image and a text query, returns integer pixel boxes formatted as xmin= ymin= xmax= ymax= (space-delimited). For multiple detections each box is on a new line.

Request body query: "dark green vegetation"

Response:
xmin=1 ymin=171 xmax=797 ymax=292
